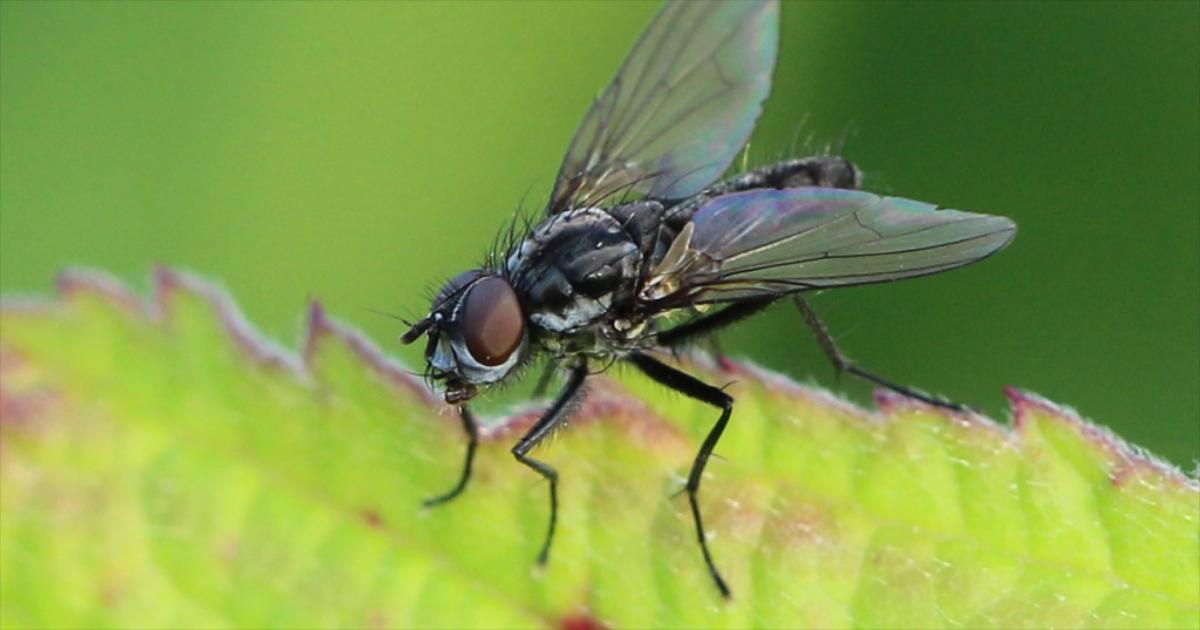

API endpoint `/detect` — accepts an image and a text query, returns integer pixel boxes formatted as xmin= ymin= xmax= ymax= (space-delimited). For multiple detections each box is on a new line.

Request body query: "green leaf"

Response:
xmin=1 ymin=269 xmax=1196 ymax=629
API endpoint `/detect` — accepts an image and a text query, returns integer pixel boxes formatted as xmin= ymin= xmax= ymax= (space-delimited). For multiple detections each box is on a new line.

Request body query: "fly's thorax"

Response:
xmin=506 ymin=207 xmax=642 ymax=334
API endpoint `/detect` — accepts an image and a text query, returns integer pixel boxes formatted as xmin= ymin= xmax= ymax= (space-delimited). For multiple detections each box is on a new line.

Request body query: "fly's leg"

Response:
xmin=629 ymin=352 xmax=735 ymax=599
xmin=423 ymin=406 xmax=480 ymax=507
xmin=794 ymin=295 xmax=970 ymax=412
xmin=657 ymin=299 xmax=774 ymax=369
xmin=657 ymin=299 xmax=775 ymax=348
xmin=512 ymin=363 xmax=589 ymax=565
xmin=657 ymin=296 xmax=968 ymax=412
xmin=763 ymin=157 xmax=973 ymax=410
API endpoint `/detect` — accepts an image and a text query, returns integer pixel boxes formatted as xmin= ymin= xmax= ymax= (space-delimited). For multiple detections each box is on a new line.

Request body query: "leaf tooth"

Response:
xmin=57 ymin=267 xmax=150 ymax=317
xmin=154 ymin=266 xmax=304 ymax=377
xmin=304 ymin=297 xmax=441 ymax=407
xmin=1008 ymin=387 xmax=1198 ymax=492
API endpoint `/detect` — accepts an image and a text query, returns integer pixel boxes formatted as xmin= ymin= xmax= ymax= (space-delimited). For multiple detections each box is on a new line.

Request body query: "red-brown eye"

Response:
xmin=461 ymin=277 xmax=524 ymax=366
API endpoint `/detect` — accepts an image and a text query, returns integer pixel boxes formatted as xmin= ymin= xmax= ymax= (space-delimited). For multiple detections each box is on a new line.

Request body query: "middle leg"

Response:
xmin=422 ymin=406 xmax=480 ymax=507
xmin=629 ymin=352 xmax=735 ymax=599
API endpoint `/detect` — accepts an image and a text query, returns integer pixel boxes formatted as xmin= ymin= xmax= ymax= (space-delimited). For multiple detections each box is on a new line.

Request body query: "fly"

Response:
xmin=401 ymin=0 xmax=1015 ymax=599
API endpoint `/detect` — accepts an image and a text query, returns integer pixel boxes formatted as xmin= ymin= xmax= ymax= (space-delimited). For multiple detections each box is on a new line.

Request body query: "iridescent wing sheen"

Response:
xmin=547 ymin=0 xmax=779 ymax=214
xmin=641 ymin=188 xmax=1017 ymax=305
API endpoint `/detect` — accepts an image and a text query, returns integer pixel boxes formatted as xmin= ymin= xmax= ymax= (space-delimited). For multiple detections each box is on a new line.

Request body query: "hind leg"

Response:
xmin=794 ymin=295 xmax=971 ymax=412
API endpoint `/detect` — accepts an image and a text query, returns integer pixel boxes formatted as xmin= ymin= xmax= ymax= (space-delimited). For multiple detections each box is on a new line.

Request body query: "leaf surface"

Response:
xmin=1 ymin=269 xmax=1196 ymax=628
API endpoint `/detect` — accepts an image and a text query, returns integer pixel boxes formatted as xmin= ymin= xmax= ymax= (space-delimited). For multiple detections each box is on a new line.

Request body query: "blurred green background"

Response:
xmin=2 ymin=2 xmax=1197 ymax=467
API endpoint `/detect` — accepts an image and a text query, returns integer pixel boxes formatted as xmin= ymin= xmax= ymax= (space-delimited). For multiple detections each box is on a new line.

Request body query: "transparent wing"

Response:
xmin=548 ymin=0 xmax=779 ymax=214
xmin=642 ymin=188 xmax=1017 ymax=304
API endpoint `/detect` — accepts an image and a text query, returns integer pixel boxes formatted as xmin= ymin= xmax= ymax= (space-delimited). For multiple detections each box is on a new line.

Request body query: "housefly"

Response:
xmin=401 ymin=0 xmax=1015 ymax=599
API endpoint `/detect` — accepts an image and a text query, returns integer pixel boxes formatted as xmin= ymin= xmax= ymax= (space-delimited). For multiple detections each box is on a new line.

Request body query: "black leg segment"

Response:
xmin=793 ymin=295 xmax=970 ymax=412
xmin=657 ymin=298 xmax=774 ymax=349
xmin=512 ymin=363 xmax=589 ymax=565
xmin=423 ymin=405 xmax=480 ymax=508
xmin=629 ymin=352 xmax=735 ymax=599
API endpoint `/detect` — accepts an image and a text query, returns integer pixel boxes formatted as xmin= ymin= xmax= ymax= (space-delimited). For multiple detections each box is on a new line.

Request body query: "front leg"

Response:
xmin=629 ymin=352 xmax=735 ymax=599
xmin=512 ymin=363 xmax=589 ymax=565
xmin=423 ymin=406 xmax=479 ymax=507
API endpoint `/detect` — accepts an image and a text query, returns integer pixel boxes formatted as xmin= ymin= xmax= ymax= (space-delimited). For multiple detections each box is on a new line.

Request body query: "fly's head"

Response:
xmin=402 ymin=270 xmax=527 ymax=404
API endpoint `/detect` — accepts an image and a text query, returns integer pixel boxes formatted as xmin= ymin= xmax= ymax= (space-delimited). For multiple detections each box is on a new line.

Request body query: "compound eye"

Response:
xmin=461 ymin=277 xmax=524 ymax=367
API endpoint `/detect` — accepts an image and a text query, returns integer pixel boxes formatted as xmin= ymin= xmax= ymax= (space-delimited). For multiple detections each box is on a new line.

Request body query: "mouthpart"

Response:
xmin=444 ymin=380 xmax=478 ymax=405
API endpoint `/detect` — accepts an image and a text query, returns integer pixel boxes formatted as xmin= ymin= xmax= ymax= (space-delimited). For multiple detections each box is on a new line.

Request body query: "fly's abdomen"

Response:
xmin=661 ymin=156 xmax=862 ymax=232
